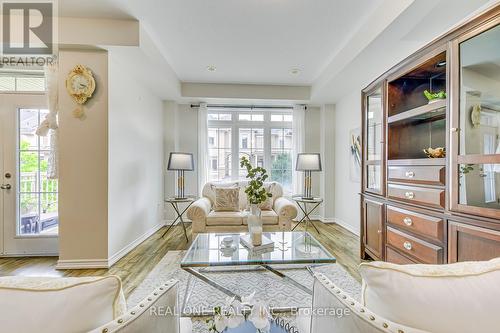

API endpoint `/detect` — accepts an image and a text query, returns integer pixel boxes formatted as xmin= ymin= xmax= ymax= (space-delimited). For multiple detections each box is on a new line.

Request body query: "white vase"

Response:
xmin=248 ymin=204 xmax=263 ymax=246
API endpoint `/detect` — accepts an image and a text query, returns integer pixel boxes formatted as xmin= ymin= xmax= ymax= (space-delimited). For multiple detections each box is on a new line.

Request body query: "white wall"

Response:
xmin=331 ymin=95 xmax=362 ymax=235
xmin=58 ymin=49 xmax=110 ymax=268
xmin=163 ymin=104 xmax=323 ymax=221
xmin=108 ymin=51 xmax=165 ymax=260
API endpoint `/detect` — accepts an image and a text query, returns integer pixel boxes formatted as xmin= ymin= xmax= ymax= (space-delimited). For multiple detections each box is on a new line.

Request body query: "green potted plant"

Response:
xmin=240 ymin=156 xmax=272 ymax=245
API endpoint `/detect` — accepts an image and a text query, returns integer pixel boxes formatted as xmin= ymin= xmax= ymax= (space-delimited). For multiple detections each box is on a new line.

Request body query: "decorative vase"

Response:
xmin=248 ymin=204 xmax=263 ymax=246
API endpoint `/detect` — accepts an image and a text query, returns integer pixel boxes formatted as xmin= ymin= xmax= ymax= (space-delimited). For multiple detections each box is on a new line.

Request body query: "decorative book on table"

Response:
xmin=240 ymin=234 xmax=275 ymax=251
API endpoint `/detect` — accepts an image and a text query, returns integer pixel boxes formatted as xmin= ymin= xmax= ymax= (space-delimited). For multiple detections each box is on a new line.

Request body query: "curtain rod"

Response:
xmin=190 ymin=104 xmax=306 ymax=110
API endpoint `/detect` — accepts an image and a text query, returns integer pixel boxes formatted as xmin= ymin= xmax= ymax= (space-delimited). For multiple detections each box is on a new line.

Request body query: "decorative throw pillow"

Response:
xmin=214 ymin=187 xmax=240 ymax=211
xmin=359 ymin=257 xmax=500 ymax=333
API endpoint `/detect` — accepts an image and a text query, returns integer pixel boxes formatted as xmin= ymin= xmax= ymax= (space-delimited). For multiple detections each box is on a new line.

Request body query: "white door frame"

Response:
xmin=1 ymin=93 xmax=58 ymax=256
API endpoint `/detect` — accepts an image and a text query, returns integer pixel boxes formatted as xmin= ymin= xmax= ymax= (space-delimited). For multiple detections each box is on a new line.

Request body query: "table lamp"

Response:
xmin=296 ymin=153 xmax=322 ymax=199
xmin=167 ymin=152 xmax=194 ymax=199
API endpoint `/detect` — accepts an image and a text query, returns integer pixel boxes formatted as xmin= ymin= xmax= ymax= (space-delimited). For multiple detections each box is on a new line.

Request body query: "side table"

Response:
xmin=291 ymin=195 xmax=323 ymax=233
xmin=162 ymin=196 xmax=197 ymax=241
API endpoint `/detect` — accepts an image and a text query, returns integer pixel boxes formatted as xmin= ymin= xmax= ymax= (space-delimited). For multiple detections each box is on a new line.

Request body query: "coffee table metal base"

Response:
xmin=181 ymin=264 xmax=318 ymax=311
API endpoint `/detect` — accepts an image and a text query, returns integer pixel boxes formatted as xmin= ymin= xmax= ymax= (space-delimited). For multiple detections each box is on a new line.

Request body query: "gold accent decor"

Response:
xmin=423 ymin=147 xmax=446 ymax=158
xmin=65 ymin=64 xmax=96 ymax=118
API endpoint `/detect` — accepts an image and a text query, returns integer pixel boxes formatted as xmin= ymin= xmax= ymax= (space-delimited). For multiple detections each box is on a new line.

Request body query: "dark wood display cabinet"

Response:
xmin=361 ymin=4 xmax=500 ymax=264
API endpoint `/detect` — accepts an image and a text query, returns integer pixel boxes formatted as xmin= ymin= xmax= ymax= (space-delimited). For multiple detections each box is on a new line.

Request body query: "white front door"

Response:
xmin=1 ymin=93 xmax=58 ymax=256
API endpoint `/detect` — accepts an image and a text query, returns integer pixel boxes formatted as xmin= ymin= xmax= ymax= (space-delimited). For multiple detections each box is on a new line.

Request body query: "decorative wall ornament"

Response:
xmin=36 ymin=62 xmax=59 ymax=179
xmin=349 ymin=127 xmax=361 ymax=182
xmin=65 ymin=64 xmax=96 ymax=119
xmin=471 ymin=104 xmax=481 ymax=128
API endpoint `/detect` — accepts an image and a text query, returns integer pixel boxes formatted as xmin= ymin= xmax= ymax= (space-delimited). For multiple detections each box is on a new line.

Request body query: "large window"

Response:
xmin=208 ymin=108 xmax=293 ymax=192
xmin=18 ymin=108 xmax=58 ymax=235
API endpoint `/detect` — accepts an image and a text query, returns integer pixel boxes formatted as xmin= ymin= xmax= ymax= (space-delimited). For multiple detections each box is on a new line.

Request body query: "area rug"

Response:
xmin=127 ymin=250 xmax=361 ymax=314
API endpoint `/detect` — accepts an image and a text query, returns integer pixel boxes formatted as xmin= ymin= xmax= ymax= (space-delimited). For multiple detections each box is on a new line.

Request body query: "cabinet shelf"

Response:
xmin=388 ymin=158 xmax=445 ymax=166
xmin=388 ymin=100 xmax=446 ymax=124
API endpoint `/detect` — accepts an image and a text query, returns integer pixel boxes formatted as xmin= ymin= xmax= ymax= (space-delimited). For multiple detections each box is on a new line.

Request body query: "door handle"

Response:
xmin=1 ymin=184 xmax=11 ymax=190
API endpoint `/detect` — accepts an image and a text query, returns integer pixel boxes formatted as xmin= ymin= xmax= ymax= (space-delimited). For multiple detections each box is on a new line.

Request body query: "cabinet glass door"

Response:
xmin=452 ymin=21 xmax=500 ymax=218
xmin=364 ymin=85 xmax=385 ymax=194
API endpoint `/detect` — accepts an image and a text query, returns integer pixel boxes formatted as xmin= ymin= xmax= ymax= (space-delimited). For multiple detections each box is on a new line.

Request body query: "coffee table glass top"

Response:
xmin=181 ymin=231 xmax=336 ymax=267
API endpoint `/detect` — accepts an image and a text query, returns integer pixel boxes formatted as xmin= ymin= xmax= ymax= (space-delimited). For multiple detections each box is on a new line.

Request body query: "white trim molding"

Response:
xmin=108 ymin=222 xmax=166 ymax=267
xmin=56 ymin=222 xmax=166 ymax=269
xmin=332 ymin=217 xmax=360 ymax=236
xmin=56 ymin=259 xmax=109 ymax=270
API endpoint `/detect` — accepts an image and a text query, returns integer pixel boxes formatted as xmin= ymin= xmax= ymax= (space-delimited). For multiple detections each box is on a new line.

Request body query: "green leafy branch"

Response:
xmin=240 ymin=156 xmax=272 ymax=205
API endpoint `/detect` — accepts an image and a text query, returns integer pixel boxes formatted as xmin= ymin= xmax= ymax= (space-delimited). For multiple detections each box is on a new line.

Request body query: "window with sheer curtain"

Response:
xmin=207 ymin=108 xmax=293 ymax=193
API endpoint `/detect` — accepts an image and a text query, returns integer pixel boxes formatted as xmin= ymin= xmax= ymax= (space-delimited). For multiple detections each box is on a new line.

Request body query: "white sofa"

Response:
xmin=0 ymin=275 xmax=183 ymax=333
xmin=187 ymin=181 xmax=298 ymax=235
xmin=304 ymin=257 xmax=500 ymax=333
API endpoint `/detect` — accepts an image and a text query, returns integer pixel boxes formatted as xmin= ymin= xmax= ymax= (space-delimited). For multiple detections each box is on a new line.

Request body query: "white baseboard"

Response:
xmin=1 ymin=252 xmax=58 ymax=257
xmin=56 ymin=259 xmax=109 ymax=269
xmin=331 ymin=217 xmax=360 ymax=236
xmin=108 ymin=222 xmax=166 ymax=267
xmin=164 ymin=218 xmax=192 ymax=225
xmin=56 ymin=222 xmax=166 ymax=270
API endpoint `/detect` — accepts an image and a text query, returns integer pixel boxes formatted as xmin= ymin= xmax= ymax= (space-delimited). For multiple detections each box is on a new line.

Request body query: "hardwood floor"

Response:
xmin=0 ymin=222 xmax=362 ymax=297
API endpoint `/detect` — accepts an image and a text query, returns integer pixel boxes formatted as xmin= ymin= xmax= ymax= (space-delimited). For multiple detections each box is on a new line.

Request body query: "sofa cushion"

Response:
xmin=0 ymin=275 xmax=126 ymax=333
xmin=213 ymin=186 xmax=240 ymax=211
xmin=359 ymin=257 xmax=500 ymax=333
xmin=206 ymin=211 xmax=244 ymax=225
xmin=242 ymin=210 xmax=279 ymax=225
xmin=203 ymin=181 xmax=283 ymax=211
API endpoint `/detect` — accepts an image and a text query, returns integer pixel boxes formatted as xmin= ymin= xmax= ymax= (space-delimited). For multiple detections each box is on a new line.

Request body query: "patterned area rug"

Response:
xmin=128 ymin=250 xmax=360 ymax=309
xmin=127 ymin=251 xmax=361 ymax=332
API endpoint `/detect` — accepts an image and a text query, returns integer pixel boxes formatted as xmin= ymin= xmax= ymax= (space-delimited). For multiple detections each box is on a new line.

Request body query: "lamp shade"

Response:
xmin=296 ymin=153 xmax=322 ymax=171
xmin=167 ymin=152 xmax=194 ymax=171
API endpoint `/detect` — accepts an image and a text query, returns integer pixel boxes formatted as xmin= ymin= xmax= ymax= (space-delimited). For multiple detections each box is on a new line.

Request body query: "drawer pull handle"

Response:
xmin=405 ymin=191 xmax=415 ymax=199
xmin=405 ymin=171 xmax=415 ymax=178
xmin=403 ymin=217 xmax=413 ymax=226
xmin=403 ymin=241 xmax=412 ymax=251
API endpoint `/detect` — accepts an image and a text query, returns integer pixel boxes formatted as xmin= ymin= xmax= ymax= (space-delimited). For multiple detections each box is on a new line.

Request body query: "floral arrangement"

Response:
xmin=207 ymin=292 xmax=271 ymax=333
xmin=240 ymin=156 xmax=272 ymax=205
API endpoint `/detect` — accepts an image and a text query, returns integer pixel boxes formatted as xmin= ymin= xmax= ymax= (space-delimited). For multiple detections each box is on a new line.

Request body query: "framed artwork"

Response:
xmin=349 ymin=127 xmax=361 ymax=182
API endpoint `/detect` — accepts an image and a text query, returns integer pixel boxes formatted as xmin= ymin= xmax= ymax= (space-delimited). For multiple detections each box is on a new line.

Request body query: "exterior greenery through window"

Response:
xmin=208 ymin=108 xmax=293 ymax=193
xmin=18 ymin=108 xmax=58 ymax=236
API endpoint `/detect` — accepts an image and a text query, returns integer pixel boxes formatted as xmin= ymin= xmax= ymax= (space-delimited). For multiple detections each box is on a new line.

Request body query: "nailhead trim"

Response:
xmin=140 ymin=304 xmax=145 ymax=308
xmin=369 ymin=316 xmax=375 ymax=321
xmin=383 ymin=323 xmax=388 ymax=328
xmin=117 ymin=319 xmax=123 ymax=324
xmin=131 ymin=311 xmax=136 ymax=315
xmin=360 ymin=309 xmax=365 ymax=313
xmin=102 ymin=329 xmax=108 ymax=333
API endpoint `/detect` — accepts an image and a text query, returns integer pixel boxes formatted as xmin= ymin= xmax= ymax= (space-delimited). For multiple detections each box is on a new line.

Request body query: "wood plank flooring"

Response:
xmin=0 ymin=222 xmax=362 ymax=297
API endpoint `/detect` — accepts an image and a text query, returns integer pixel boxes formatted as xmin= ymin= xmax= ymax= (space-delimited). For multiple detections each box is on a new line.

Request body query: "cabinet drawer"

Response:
xmin=386 ymin=246 xmax=417 ymax=264
xmin=387 ymin=206 xmax=444 ymax=242
xmin=387 ymin=184 xmax=445 ymax=209
xmin=388 ymin=165 xmax=445 ymax=186
xmin=386 ymin=227 xmax=443 ymax=264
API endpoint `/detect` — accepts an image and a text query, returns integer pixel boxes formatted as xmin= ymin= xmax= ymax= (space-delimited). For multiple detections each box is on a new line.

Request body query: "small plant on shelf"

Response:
xmin=424 ymin=90 xmax=447 ymax=103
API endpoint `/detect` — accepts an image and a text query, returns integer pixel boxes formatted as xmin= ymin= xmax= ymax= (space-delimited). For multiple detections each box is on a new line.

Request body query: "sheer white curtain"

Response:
xmin=292 ymin=105 xmax=306 ymax=196
xmin=197 ymin=102 xmax=209 ymax=195
xmin=36 ymin=63 xmax=59 ymax=179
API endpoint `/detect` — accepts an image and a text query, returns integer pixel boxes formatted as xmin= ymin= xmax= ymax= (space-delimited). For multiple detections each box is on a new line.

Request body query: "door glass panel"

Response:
xmin=367 ymin=89 xmax=383 ymax=160
xmin=459 ymin=164 xmax=500 ymax=209
xmin=18 ymin=108 xmax=58 ymax=236
xmin=459 ymin=24 xmax=500 ymax=156
xmin=367 ymin=165 xmax=381 ymax=191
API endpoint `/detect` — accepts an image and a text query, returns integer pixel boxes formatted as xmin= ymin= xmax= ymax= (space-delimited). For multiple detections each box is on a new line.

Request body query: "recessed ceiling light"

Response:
xmin=289 ymin=68 xmax=301 ymax=75
xmin=207 ymin=65 xmax=217 ymax=72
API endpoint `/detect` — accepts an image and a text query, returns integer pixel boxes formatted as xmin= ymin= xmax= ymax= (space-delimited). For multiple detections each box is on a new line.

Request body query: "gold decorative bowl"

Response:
xmin=423 ymin=147 xmax=446 ymax=158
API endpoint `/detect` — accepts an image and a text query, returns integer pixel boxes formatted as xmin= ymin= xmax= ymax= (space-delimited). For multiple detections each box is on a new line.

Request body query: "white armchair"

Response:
xmin=187 ymin=181 xmax=298 ymax=235
xmin=304 ymin=273 xmax=429 ymax=333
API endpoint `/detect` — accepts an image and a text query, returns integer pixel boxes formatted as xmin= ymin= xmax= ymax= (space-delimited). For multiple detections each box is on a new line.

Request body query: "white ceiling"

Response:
xmin=60 ymin=0 xmax=383 ymax=85
xmin=59 ymin=0 xmax=499 ymax=103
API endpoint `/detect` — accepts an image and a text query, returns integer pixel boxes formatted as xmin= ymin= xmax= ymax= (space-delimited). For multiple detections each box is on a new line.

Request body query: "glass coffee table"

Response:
xmin=181 ymin=232 xmax=336 ymax=305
